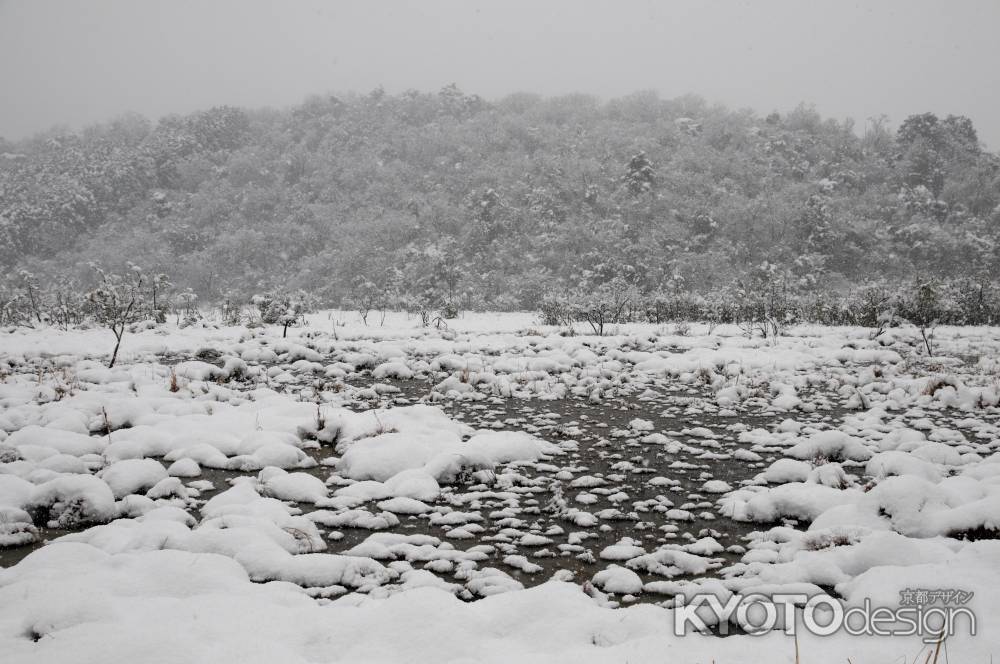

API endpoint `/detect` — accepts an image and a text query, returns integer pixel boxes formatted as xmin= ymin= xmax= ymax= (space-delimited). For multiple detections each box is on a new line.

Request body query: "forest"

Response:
xmin=2 ymin=86 xmax=999 ymax=327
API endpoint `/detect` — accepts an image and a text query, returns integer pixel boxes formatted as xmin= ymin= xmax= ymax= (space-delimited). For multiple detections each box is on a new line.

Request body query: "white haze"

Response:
xmin=2 ymin=0 xmax=999 ymax=147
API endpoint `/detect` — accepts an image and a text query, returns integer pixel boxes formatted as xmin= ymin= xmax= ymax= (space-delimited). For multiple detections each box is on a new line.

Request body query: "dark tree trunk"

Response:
xmin=109 ymin=331 xmax=123 ymax=368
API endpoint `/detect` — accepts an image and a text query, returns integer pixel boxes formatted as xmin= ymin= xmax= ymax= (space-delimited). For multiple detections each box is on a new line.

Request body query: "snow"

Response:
xmin=592 ymin=564 xmax=644 ymax=594
xmin=259 ymin=468 xmax=329 ymax=503
xmin=166 ymin=457 xmax=201 ymax=477
xmin=757 ymin=458 xmax=811 ymax=483
xmin=25 ymin=475 xmax=117 ymax=527
xmin=599 ymin=539 xmax=646 ymax=561
xmin=376 ymin=496 xmax=431 ymax=514
xmin=98 ymin=458 xmax=168 ymax=498
xmin=2 ymin=314 xmax=1000 ymax=661
xmin=786 ymin=430 xmax=874 ymax=462
xmin=7 ymin=425 xmax=104 ymax=456
xmin=1 ymin=546 xmax=995 ymax=662
xmin=700 ymin=480 xmax=731 ymax=493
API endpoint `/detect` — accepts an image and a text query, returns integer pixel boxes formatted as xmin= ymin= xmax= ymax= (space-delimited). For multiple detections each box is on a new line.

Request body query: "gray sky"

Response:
xmin=2 ymin=0 xmax=999 ymax=148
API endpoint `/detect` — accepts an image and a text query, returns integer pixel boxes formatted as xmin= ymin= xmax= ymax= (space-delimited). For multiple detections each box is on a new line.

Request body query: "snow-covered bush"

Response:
xmin=84 ymin=263 xmax=149 ymax=367
xmin=538 ymin=292 xmax=573 ymax=326
xmin=349 ymin=277 xmax=399 ymax=326
xmin=0 ymin=283 xmax=34 ymax=327
xmin=250 ymin=290 xmax=317 ymax=335
xmin=219 ymin=292 xmax=245 ymax=326
xmin=44 ymin=277 xmax=87 ymax=329
xmin=25 ymin=476 xmax=117 ymax=529
xmin=550 ymin=277 xmax=639 ymax=335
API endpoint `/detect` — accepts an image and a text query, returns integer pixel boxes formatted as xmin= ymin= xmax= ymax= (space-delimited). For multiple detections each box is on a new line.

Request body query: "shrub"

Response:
xmin=539 ymin=292 xmax=572 ymax=326
xmin=251 ymin=290 xmax=317 ymax=335
xmin=566 ymin=277 xmax=638 ymax=335
xmin=85 ymin=264 xmax=149 ymax=368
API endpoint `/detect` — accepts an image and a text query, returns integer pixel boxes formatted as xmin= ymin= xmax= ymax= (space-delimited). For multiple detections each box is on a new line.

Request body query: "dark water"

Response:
xmin=2 ymin=368 xmax=846 ymax=603
xmin=5 ymin=349 xmax=932 ymax=605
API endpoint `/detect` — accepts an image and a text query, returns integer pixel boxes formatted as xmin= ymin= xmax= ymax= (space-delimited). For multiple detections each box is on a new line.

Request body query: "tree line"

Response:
xmin=1 ymin=86 xmax=998 ymax=319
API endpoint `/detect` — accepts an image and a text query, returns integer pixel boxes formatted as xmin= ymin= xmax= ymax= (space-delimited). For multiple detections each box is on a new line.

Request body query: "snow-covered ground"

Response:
xmin=1 ymin=311 xmax=998 ymax=662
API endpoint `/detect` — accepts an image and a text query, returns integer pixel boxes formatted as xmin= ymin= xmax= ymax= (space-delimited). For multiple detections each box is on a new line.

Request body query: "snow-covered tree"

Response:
xmin=85 ymin=264 xmax=148 ymax=368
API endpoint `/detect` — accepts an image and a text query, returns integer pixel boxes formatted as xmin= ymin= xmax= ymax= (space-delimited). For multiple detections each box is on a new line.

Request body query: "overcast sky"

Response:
xmin=2 ymin=0 xmax=999 ymax=148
